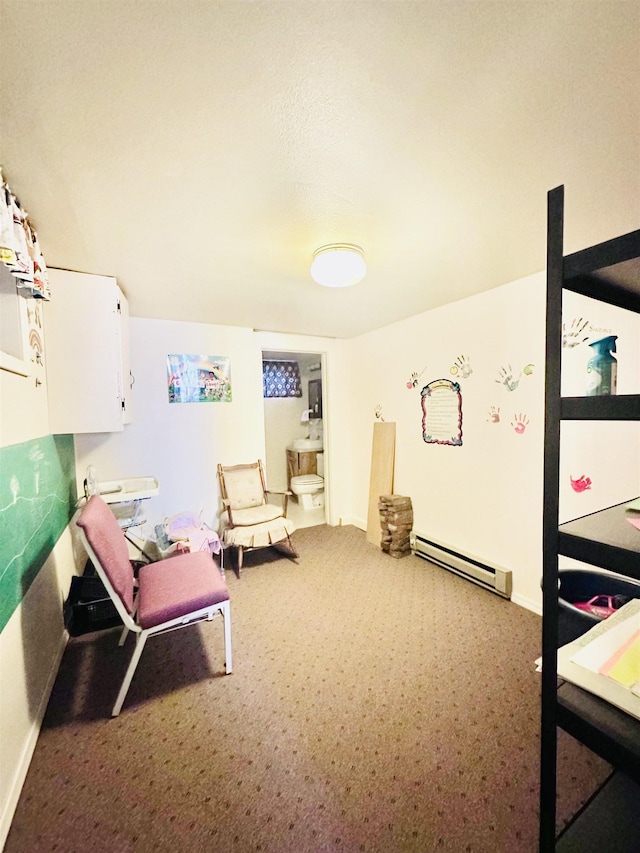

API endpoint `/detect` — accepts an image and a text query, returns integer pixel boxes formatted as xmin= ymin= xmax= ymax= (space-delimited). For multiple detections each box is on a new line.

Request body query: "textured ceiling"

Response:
xmin=1 ymin=1 xmax=639 ymax=338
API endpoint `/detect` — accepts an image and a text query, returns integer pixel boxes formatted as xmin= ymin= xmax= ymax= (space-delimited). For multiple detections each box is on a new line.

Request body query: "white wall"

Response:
xmin=75 ymin=322 xmax=353 ymax=544
xmin=347 ymin=273 xmax=640 ymax=611
xmin=0 ymin=310 xmax=80 ymax=848
xmin=558 ymin=289 xmax=640 ymax=576
xmin=0 ymin=530 xmax=79 ymax=847
xmin=74 ymin=318 xmax=267 ymax=538
xmin=347 ymin=273 xmax=548 ymax=611
xmin=559 ymin=290 xmax=640 ymax=525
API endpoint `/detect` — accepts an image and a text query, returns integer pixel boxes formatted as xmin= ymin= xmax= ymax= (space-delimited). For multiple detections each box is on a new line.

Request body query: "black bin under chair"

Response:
xmin=64 ymin=574 xmax=122 ymax=636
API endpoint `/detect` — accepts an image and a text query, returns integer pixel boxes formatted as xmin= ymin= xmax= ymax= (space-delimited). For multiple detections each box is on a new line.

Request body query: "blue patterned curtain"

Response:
xmin=263 ymin=360 xmax=302 ymax=398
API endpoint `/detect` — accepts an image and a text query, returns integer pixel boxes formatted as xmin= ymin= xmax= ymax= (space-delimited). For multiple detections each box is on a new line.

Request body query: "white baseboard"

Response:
xmin=0 ymin=630 xmax=68 ymax=851
xmin=338 ymin=515 xmax=366 ymax=531
xmin=511 ymin=591 xmax=542 ymax=616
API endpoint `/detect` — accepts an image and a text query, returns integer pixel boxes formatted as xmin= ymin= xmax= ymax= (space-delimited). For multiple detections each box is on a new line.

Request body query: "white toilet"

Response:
xmin=290 ymin=452 xmax=324 ymax=510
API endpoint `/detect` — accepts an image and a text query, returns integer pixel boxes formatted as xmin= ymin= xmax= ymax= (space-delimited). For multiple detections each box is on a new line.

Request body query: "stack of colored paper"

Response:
xmin=556 ymin=598 xmax=640 ymax=721
xmin=599 ymin=627 xmax=640 ymax=696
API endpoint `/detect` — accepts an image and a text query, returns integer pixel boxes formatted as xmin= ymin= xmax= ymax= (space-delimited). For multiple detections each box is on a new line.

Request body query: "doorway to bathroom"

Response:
xmin=261 ymin=349 xmax=326 ymax=530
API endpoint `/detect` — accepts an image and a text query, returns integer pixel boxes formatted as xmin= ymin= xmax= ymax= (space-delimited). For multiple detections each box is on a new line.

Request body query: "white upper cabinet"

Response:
xmin=45 ymin=268 xmax=132 ymax=433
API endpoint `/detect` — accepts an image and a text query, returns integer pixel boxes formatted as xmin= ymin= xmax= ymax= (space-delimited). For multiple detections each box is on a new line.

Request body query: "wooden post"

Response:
xmin=366 ymin=422 xmax=396 ymax=546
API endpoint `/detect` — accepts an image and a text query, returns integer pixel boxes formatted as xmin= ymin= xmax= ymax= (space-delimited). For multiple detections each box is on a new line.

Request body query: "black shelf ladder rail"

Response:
xmin=540 ymin=184 xmax=565 ymax=852
xmin=540 ymin=187 xmax=640 ymax=850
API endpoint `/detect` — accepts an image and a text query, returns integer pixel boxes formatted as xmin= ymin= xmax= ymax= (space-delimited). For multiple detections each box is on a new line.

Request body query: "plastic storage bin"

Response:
xmin=63 ymin=574 xmax=122 ymax=636
xmin=558 ymin=568 xmax=640 ymax=645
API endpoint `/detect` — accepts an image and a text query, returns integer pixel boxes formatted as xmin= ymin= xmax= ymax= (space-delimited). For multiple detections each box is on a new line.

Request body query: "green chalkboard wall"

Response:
xmin=0 ymin=434 xmax=76 ymax=633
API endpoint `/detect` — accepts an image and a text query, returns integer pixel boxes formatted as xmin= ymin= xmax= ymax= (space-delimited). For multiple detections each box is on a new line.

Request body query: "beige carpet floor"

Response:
xmin=5 ymin=524 xmax=609 ymax=852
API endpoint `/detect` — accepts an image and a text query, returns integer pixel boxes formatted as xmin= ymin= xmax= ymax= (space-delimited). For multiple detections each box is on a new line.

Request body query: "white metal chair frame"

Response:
xmin=77 ymin=525 xmax=232 ymax=717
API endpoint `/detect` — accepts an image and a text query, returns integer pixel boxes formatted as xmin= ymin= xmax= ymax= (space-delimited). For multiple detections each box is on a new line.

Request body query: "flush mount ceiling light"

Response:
xmin=310 ymin=243 xmax=366 ymax=288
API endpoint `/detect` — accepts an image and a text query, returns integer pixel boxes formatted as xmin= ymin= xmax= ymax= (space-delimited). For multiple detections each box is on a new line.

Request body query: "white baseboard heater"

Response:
xmin=411 ymin=533 xmax=512 ymax=599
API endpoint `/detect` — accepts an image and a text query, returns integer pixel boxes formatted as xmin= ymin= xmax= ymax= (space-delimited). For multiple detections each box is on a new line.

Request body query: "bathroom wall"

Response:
xmin=263 ymin=355 xmax=310 ymax=491
xmin=264 ymin=394 xmax=307 ymax=490
xmin=263 ymin=352 xmax=323 ymax=492
xmin=256 ymin=332 xmax=353 ymax=527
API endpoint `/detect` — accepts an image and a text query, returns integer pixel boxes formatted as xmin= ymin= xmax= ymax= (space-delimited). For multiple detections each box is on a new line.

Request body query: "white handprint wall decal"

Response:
xmin=450 ymin=355 xmax=473 ymax=379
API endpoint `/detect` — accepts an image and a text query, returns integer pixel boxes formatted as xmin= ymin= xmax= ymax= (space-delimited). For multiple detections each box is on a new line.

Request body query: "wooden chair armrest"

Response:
xmin=221 ymin=498 xmax=234 ymax=526
xmin=265 ymin=489 xmax=292 ymax=517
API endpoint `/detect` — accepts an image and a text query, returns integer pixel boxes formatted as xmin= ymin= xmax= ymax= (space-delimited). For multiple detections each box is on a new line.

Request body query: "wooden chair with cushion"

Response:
xmin=217 ymin=459 xmax=297 ymax=576
xmin=76 ymin=494 xmax=232 ymax=716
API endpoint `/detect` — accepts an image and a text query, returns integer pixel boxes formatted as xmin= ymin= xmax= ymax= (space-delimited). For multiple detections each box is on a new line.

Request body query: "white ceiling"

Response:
xmin=1 ymin=1 xmax=639 ymax=339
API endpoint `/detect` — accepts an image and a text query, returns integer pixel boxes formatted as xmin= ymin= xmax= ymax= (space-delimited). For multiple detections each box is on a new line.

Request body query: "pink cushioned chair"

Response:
xmin=76 ymin=495 xmax=232 ymax=716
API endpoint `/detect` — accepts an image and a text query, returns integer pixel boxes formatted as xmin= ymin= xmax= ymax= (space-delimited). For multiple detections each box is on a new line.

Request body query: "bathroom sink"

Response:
xmin=291 ymin=439 xmax=323 ymax=451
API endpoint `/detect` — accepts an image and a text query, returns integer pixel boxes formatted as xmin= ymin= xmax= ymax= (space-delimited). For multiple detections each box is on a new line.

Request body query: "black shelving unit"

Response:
xmin=540 ymin=185 xmax=640 ymax=851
